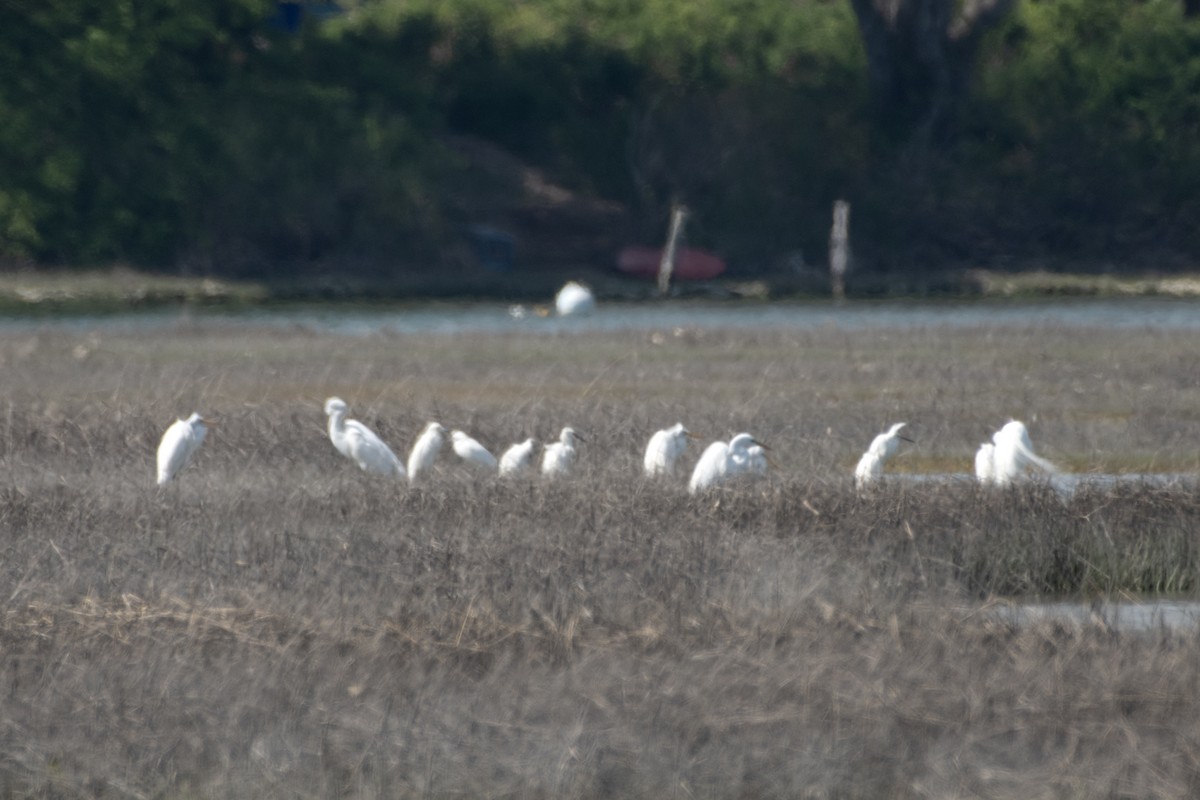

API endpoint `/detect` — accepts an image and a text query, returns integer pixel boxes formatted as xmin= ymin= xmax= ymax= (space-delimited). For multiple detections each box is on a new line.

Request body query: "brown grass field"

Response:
xmin=3 ymin=314 xmax=1200 ymax=797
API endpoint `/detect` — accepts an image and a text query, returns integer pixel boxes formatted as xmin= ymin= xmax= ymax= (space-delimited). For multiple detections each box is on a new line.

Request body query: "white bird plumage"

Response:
xmin=988 ymin=419 xmax=1058 ymax=485
xmin=408 ymin=422 xmax=448 ymax=484
xmin=498 ymin=438 xmax=537 ymax=476
xmin=740 ymin=444 xmax=770 ymax=477
xmin=688 ymin=433 xmax=766 ymax=494
xmin=974 ymin=442 xmax=996 ymax=484
xmin=324 ymin=397 xmax=406 ymax=479
xmin=554 ymin=281 xmax=595 ymax=317
xmin=156 ymin=412 xmax=211 ymax=485
xmin=854 ymin=422 xmax=912 ymax=488
xmin=541 ymin=427 xmax=582 ymax=477
xmin=643 ymin=422 xmax=694 ymax=478
xmin=451 ymin=430 xmax=498 ymax=472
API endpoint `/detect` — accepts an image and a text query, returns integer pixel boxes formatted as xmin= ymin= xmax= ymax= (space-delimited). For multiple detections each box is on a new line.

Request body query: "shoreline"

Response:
xmin=1 ymin=265 xmax=1200 ymax=316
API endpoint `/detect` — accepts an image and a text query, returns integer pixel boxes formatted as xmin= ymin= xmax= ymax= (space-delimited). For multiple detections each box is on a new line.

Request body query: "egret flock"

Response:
xmin=155 ymin=398 xmax=1059 ymax=492
xmin=156 ymin=279 xmax=1065 ymax=491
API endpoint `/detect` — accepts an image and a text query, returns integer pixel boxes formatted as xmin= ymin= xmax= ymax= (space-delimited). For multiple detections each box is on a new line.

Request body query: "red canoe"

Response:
xmin=616 ymin=246 xmax=726 ymax=281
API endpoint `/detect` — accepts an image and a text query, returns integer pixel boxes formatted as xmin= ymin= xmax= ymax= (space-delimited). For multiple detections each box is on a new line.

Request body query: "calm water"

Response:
xmin=2 ymin=297 xmax=1200 ymax=336
xmin=991 ymin=600 xmax=1200 ymax=632
xmin=898 ymin=472 xmax=1198 ymax=493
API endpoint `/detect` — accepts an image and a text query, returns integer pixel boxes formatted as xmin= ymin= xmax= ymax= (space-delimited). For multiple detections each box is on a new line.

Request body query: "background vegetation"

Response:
xmin=2 ymin=0 xmax=1199 ymax=282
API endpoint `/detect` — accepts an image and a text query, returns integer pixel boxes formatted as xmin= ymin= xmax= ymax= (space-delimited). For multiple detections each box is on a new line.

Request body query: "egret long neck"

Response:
xmin=327 ymin=410 xmax=345 ymax=439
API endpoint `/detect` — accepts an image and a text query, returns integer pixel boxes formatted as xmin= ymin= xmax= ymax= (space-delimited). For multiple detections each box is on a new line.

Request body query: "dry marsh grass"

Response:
xmin=3 ymin=320 xmax=1200 ymax=797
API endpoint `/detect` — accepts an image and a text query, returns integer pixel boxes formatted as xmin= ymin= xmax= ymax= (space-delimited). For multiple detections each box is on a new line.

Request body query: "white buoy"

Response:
xmin=554 ymin=281 xmax=595 ymax=317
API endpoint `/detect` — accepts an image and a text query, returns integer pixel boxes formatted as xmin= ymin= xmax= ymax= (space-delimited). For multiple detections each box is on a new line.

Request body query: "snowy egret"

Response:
xmin=643 ymin=423 xmax=695 ymax=478
xmin=974 ymin=442 xmax=996 ymax=484
xmin=688 ymin=433 xmax=767 ymax=493
xmin=990 ymin=420 xmax=1058 ymax=485
xmin=499 ymin=438 xmax=537 ymax=477
xmin=451 ymin=430 xmax=498 ymax=472
xmin=854 ymin=422 xmax=913 ymax=488
xmin=324 ymin=397 xmax=405 ymax=479
xmin=554 ymin=281 xmax=595 ymax=316
xmin=156 ymin=412 xmax=212 ymax=485
xmin=542 ymin=427 xmax=583 ymax=477
xmin=408 ymin=422 xmax=448 ymax=484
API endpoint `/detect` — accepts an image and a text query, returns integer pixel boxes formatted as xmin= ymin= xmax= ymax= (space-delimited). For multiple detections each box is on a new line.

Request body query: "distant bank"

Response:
xmin=1 ymin=266 xmax=1200 ymax=315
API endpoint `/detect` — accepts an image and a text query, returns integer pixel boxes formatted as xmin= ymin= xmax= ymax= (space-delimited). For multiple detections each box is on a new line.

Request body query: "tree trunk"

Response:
xmin=849 ymin=0 xmax=1016 ymax=145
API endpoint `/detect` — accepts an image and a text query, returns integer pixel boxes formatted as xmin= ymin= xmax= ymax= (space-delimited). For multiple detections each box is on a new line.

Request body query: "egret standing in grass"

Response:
xmin=554 ymin=281 xmax=595 ymax=317
xmin=156 ymin=412 xmax=213 ymax=485
xmin=324 ymin=397 xmax=405 ymax=479
xmin=499 ymin=438 xmax=537 ymax=477
xmin=854 ymin=422 xmax=913 ymax=488
xmin=542 ymin=427 xmax=582 ymax=477
xmin=990 ymin=419 xmax=1058 ymax=485
xmin=643 ymin=422 xmax=695 ymax=478
xmin=974 ymin=442 xmax=996 ymax=484
xmin=408 ymin=422 xmax=448 ymax=484
xmin=451 ymin=430 xmax=498 ymax=473
xmin=688 ymin=433 xmax=768 ymax=494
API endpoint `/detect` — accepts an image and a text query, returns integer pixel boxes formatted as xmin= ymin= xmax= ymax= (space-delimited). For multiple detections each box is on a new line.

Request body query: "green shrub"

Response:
xmin=974 ymin=0 xmax=1200 ymax=259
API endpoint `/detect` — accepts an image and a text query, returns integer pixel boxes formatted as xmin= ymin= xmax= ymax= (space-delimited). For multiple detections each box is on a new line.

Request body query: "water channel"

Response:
xmin=1 ymin=296 xmax=1199 ymax=336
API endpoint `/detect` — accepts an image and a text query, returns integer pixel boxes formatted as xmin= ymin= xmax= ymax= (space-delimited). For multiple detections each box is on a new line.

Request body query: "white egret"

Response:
xmin=643 ymin=422 xmax=695 ymax=478
xmin=740 ymin=444 xmax=771 ymax=477
xmin=156 ymin=412 xmax=212 ymax=485
xmin=408 ymin=422 xmax=448 ymax=484
xmin=974 ymin=442 xmax=996 ymax=484
xmin=499 ymin=438 xmax=537 ymax=477
xmin=688 ymin=433 xmax=767 ymax=494
xmin=854 ymin=422 xmax=913 ymax=488
xmin=542 ymin=427 xmax=583 ymax=477
xmin=990 ymin=419 xmax=1058 ymax=485
xmin=451 ymin=430 xmax=498 ymax=472
xmin=554 ymin=281 xmax=595 ymax=317
xmin=324 ymin=397 xmax=354 ymax=459
xmin=324 ymin=397 xmax=405 ymax=479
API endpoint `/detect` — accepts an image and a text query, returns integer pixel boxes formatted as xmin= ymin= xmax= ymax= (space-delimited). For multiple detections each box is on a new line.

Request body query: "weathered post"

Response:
xmin=657 ymin=202 xmax=689 ymax=296
xmin=829 ymin=199 xmax=850 ymax=302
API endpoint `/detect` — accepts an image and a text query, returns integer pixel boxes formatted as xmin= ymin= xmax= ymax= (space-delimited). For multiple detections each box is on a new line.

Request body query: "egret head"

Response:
xmin=729 ymin=433 xmax=765 ymax=453
xmin=324 ymin=397 xmax=347 ymax=417
xmin=561 ymin=427 xmax=583 ymax=445
xmin=887 ymin=422 xmax=913 ymax=443
xmin=186 ymin=412 xmax=215 ymax=428
xmin=994 ymin=419 xmax=1027 ymax=444
xmin=1002 ymin=419 xmax=1026 ymax=434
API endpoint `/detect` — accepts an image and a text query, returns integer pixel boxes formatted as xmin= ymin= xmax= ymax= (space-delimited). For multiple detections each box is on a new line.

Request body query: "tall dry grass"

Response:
xmin=2 ymin=320 xmax=1200 ymax=797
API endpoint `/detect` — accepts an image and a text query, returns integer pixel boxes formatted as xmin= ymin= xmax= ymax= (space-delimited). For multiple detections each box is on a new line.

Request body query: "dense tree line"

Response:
xmin=1 ymin=0 xmax=1198 ymax=279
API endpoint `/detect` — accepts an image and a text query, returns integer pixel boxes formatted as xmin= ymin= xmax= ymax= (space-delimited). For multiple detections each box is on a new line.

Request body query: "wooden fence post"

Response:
xmin=657 ymin=203 xmax=689 ymax=296
xmin=829 ymin=199 xmax=850 ymax=302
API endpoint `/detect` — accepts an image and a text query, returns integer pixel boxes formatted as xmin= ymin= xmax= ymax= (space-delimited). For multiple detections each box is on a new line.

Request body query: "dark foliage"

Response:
xmin=2 ymin=0 xmax=1199 ymax=278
